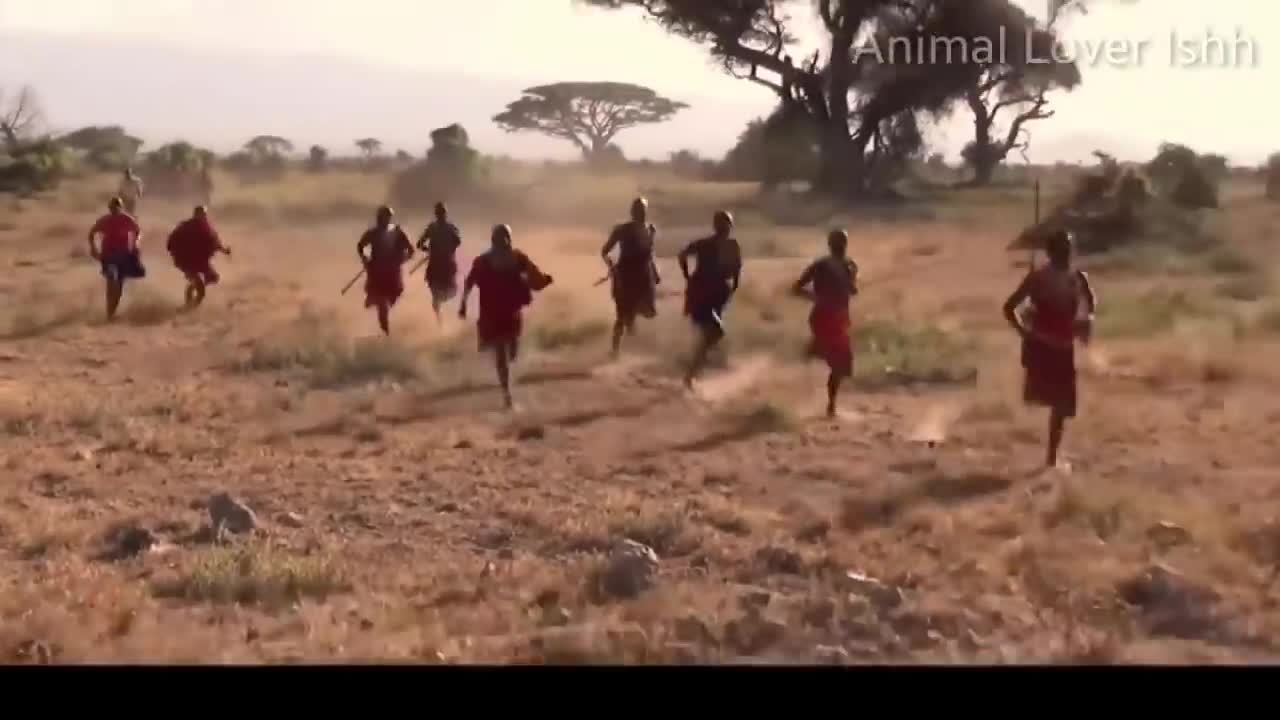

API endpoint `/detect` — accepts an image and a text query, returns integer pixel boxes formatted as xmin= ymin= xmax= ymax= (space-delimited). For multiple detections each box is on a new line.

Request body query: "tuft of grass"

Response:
xmin=854 ymin=320 xmax=978 ymax=389
xmin=1214 ymin=274 xmax=1270 ymax=302
xmin=121 ymin=288 xmax=179 ymax=326
xmin=1205 ymin=246 xmax=1258 ymax=275
xmin=1256 ymin=304 xmax=1280 ymax=334
xmin=1095 ymin=288 xmax=1216 ymax=339
xmin=719 ymin=401 xmax=797 ymax=437
xmin=155 ymin=545 xmax=348 ymax=608
xmin=0 ymin=219 xmax=16 ymax=233
xmin=238 ymin=309 xmax=424 ymax=387
xmin=532 ymin=317 xmax=610 ymax=351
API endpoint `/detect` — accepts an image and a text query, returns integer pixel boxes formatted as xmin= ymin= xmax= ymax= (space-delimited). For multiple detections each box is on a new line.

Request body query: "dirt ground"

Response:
xmin=2 ymin=169 xmax=1280 ymax=664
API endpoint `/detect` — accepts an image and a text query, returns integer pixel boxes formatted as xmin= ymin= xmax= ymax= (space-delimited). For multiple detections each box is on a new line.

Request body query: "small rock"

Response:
xmin=438 ymin=502 xmax=460 ymax=513
xmin=1146 ymin=521 xmax=1192 ymax=548
xmin=498 ymin=548 xmax=514 ymax=560
xmin=795 ymin=520 xmax=830 ymax=544
xmin=674 ymin=616 xmax=718 ymax=646
xmin=115 ymin=526 xmax=157 ymax=559
xmin=842 ymin=571 xmax=903 ymax=609
xmin=738 ymin=590 xmax=773 ymax=613
xmin=814 ymin=644 xmax=850 ymax=664
xmin=208 ymin=493 xmax=257 ymax=535
xmin=533 ymin=589 xmax=561 ymax=609
xmin=755 ymin=546 xmax=804 ymax=575
xmin=724 ymin=615 xmax=787 ymax=656
xmin=245 ymin=627 xmax=260 ymax=642
xmin=13 ymin=639 xmax=54 ymax=664
xmin=802 ymin=598 xmax=837 ymax=629
xmin=453 ymin=439 xmax=474 ymax=449
xmin=359 ymin=618 xmax=375 ymax=631
xmin=599 ymin=539 xmax=660 ymax=599
xmin=276 ymin=512 xmax=304 ymax=529
xmin=540 ymin=606 xmax=572 ymax=628
xmin=516 ymin=425 xmax=545 ymax=441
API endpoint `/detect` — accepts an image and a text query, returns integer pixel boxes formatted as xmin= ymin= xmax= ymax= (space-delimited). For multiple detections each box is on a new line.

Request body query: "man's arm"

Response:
xmin=601 ymin=226 xmax=620 ymax=271
xmin=356 ymin=233 xmax=371 ymax=266
xmin=1079 ymin=270 xmax=1097 ymax=315
xmin=729 ymin=240 xmax=742 ymax=293
xmin=848 ymin=260 xmax=859 ymax=297
xmin=677 ymin=240 xmax=695 ymax=281
xmin=399 ymin=229 xmax=414 ymax=263
xmin=129 ymin=217 xmax=142 ymax=252
xmin=416 ymin=226 xmax=431 ymax=253
xmin=1002 ymin=274 xmax=1033 ymax=336
xmin=792 ymin=262 xmax=817 ymax=300
xmin=86 ymin=220 xmax=101 ymax=259
xmin=648 ymin=225 xmax=661 ymax=284
xmin=459 ymin=260 xmax=478 ymax=318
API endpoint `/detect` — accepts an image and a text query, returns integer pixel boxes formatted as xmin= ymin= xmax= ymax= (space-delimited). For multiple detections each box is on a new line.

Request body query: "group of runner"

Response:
xmin=83 ymin=178 xmax=1097 ymax=469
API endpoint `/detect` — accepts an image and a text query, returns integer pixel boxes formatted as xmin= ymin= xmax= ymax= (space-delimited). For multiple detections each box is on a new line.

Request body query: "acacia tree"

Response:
xmin=582 ymin=0 xmax=1088 ymax=200
xmin=355 ymin=138 xmax=383 ymax=159
xmin=244 ymin=135 xmax=293 ymax=161
xmin=0 ymin=85 xmax=43 ymax=150
xmin=959 ymin=0 xmax=1083 ymax=185
xmin=60 ymin=125 xmax=144 ymax=171
xmin=493 ymin=81 xmax=687 ymax=160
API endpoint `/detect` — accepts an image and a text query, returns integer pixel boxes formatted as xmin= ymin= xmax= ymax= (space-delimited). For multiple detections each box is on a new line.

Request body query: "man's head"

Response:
xmin=1046 ymin=229 xmax=1073 ymax=267
xmin=630 ymin=197 xmax=648 ymax=224
xmin=193 ymin=205 xmax=208 ymax=220
xmin=712 ymin=210 xmax=734 ymax=238
xmin=828 ymin=229 xmax=849 ymax=256
xmin=124 ymin=168 xmax=134 ymax=180
xmin=434 ymin=202 xmax=447 ymax=221
xmin=491 ymin=224 xmax=513 ymax=250
xmin=108 ymin=197 xmax=123 ymax=214
xmin=375 ymin=205 xmax=394 ymax=228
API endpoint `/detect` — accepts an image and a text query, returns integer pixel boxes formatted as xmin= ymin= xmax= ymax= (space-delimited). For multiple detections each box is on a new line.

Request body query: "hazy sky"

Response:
xmin=0 ymin=0 xmax=1273 ymax=163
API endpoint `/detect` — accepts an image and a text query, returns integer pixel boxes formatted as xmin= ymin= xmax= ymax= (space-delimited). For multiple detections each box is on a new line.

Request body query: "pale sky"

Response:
xmin=0 ymin=0 xmax=1273 ymax=164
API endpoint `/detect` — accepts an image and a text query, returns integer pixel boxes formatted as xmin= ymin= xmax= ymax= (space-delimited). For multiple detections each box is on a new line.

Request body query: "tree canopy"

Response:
xmin=355 ymin=138 xmax=383 ymax=158
xmin=244 ymin=135 xmax=293 ymax=159
xmin=492 ymin=81 xmax=687 ymax=159
xmin=581 ymin=0 xmax=1090 ymax=199
xmin=59 ymin=125 xmax=145 ymax=172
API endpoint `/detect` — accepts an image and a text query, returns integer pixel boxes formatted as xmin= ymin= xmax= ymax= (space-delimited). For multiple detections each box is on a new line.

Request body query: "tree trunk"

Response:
xmin=966 ymin=89 xmax=998 ymax=187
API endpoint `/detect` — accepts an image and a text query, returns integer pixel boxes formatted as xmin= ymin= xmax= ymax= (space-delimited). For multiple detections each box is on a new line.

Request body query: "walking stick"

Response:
xmin=408 ymin=255 xmax=428 ymax=276
xmin=341 ymin=267 xmax=365 ymax=295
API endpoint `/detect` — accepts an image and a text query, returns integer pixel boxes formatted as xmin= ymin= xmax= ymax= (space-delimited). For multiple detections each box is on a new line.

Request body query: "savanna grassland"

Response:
xmin=3 ymin=163 xmax=1280 ymax=664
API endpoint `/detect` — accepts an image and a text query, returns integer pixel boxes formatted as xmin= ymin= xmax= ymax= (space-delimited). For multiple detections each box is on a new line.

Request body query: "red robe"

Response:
xmin=805 ymin=257 xmax=856 ymax=378
xmin=363 ymin=225 xmax=413 ymax=308
xmin=167 ymin=216 xmax=223 ymax=284
xmin=465 ymin=250 xmax=549 ymax=350
xmin=1021 ymin=267 xmax=1085 ymax=417
xmin=609 ymin=222 xmax=658 ymax=319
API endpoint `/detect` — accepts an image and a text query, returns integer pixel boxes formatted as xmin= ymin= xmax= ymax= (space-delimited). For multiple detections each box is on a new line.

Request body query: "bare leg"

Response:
xmin=1047 ymin=408 xmax=1067 ymax=467
xmin=826 ymin=372 xmax=841 ymax=418
xmin=685 ymin=332 xmax=715 ymax=388
xmin=432 ymin=296 xmax=443 ymax=323
xmin=496 ymin=344 xmax=513 ymax=409
xmin=184 ymin=283 xmax=197 ymax=309
xmin=611 ymin=315 xmax=627 ymax=358
xmin=105 ymin=276 xmax=123 ymax=322
xmin=377 ymin=302 xmax=390 ymax=336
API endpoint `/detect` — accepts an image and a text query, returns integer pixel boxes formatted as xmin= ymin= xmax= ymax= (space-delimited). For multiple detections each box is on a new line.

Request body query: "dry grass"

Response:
xmin=2 ymin=168 xmax=1279 ymax=664
xmin=155 ymin=545 xmax=349 ymax=608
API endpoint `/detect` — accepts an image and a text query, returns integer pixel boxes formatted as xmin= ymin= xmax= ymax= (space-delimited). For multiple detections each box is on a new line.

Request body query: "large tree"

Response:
xmin=60 ymin=125 xmax=144 ymax=171
xmin=959 ymin=0 xmax=1082 ymax=185
xmin=355 ymin=138 xmax=383 ymax=159
xmin=0 ymin=85 xmax=43 ymax=150
xmin=244 ymin=135 xmax=293 ymax=160
xmin=582 ymin=0 xmax=1085 ymax=200
xmin=492 ymin=81 xmax=687 ymax=159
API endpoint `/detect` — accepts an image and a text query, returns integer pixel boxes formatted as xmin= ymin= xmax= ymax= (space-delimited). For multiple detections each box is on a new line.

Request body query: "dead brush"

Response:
xmin=154 ymin=545 xmax=348 ymax=608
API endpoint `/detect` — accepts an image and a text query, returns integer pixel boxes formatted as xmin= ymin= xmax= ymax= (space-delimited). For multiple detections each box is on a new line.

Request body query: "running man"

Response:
xmin=167 ymin=206 xmax=230 ymax=309
xmin=601 ymin=197 xmax=660 ymax=358
xmin=793 ymin=229 xmax=859 ymax=418
xmin=357 ymin=206 xmax=414 ymax=336
xmin=678 ymin=210 xmax=742 ymax=389
xmin=418 ymin=202 xmax=462 ymax=321
xmin=1002 ymin=229 xmax=1097 ymax=470
xmin=87 ymin=197 xmax=145 ymax=321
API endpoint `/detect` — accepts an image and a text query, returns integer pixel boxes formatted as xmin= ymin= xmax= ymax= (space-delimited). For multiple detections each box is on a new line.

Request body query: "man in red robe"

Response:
xmin=166 ymin=205 xmax=230 ymax=309
xmin=459 ymin=224 xmax=553 ymax=409
xmin=678 ymin=210 xmax=742 ymax=389
xmin=1003 ymin=229 xmax=1098 ymax=469
xmin=418 ymin=201 xmax=462 ymax=321
xmin=601 ymin=197 xmax=660 ymax=358
xmin=357 ymin=206 xmax=414 ymax=336
xmin=793 ymin=229 xmax=858 ymax=418
xmin=87 ymin=197 xmax=145 ymax=322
